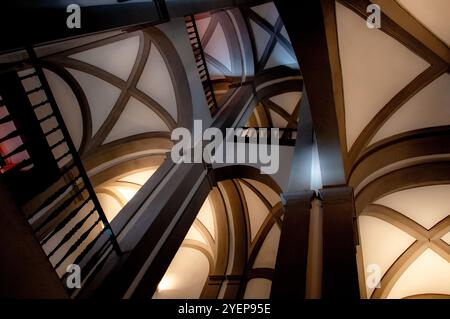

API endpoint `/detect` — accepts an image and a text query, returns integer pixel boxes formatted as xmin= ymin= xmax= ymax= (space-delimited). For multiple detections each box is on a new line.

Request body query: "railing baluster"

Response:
xmin=30 ymin=174 xmax=82 ymax=217
xmin=37 ymin=197 xmax=90 ymax=240
xmin=0 ymin=129 xmax=21 ymax=144
xmin=1 ymin=49 xmax=121 ymax=294
xmin=27 ymin=46 xmax=122 ymax=260
xmin=185 ymin=15 xmax=218 ymax=115
xmin=48 ymin=207 xmax=97 ymax=259
xmin=54 ymin=217 xmax=102 ymax=270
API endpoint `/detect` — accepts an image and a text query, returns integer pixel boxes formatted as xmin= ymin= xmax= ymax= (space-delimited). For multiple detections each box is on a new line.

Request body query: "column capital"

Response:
xmin=281 ymin=190 xmax=316 ymax=207
xmin=319 ymin=186 xmax=354 ymax=203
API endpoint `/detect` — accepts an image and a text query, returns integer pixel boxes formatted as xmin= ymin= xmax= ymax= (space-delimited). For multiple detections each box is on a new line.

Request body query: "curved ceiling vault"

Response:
xmin=359 ymin=184 xmax=450 ymax=299
xmin=194 ymin=8 xmax=253 ymax=103
xmin=154 ymin=177 xmax=283 ymax=299
xmin=245 ymin=2 xmax=299 ymax=72
xmin=334 ymin=0 xmax=449 ymax=165
xmin=330 ymin=0 xmax=450 ymax=300
xmin=37 ymin=28 xmax=193 ymax=222
xmin=246 ymin=91 xmax=302 ymax=129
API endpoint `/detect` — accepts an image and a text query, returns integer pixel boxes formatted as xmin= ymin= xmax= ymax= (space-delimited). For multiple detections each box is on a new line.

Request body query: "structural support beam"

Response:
xmin=89 ymin=162 xmax=213 ymax=299
xmin=319 ymin=187 xmax=359 ymax=299
xmin=271 ymin=191 xmax=315 ymax=299
xmin=0 ymin=0 xmax=271 ymax=54
xmin=286 ymin=92 xmax=313 ymax=192
xmin=274 ymin=0 xmax=346 ymax=186
xmin=0 ymin=1 xmax=165 ymax=53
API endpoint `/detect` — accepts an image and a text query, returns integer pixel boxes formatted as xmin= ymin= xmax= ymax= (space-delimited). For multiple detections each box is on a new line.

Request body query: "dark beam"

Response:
xmin=286 ymin=92 xmax=313 ymax=192
xmin=319 ymin=186 xmax=359 ymax=299
xmin=0 ymin=0 xmax=271 ymax=54
xmin=355 ymin=161 xmax=450 ymax=214
xmin=271 ymin=191 xmax=315 ymax=299
xmin=349 ymin=126 xmax=450 ymax=189
xmin=274 ymin=0 xmax=346 ymax=186
xmin=0 ymin=1 xmax=164 ymax=53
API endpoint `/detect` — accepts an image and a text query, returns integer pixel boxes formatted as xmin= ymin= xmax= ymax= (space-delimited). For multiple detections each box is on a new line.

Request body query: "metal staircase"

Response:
xmin=0 ymin=48 xmax=121 ymax=296
xmin=185 ymin=15 xmax=219 ymax=115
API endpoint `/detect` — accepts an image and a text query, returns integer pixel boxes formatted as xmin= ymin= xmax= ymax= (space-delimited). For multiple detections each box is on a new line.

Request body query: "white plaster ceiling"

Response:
xmin=335 ymin=1 xmax=430 ymax=150
xmin=96 ymin=167 xmax=158 ymax=221
xmin=137 ymin=43 xmax=178 ymax=121
xmin=371 ymin=73 xmax=450 ymax=144
xmin=153 ymin=247 xmax=210 ymax=299
xmin=67 ymin=68 xmax=121 ymax=136
xmin=154 ymin=195 xmax=216 ymax=299
xmin=157 ymin=179 xmax=281 ymax=299
xmin=196 ymin=17 xmax=211 ymax=41
xmin=248 ymin=2 xmax=299 ymax=71
xmin=119 ymin=168 xmax=157 ymax=185
xmin=396 ymin=0 xmax=450 ymax=47
xmin=354 ymin=154 xmax=450 ymax=195
xmin=103 ymin=97 xmax=169 ymax=144
xmin=359 ymin=215 xmax=416 ymax=298
xmin=253 ymin=224 xmax=281 ymax=269
xmin=249 ymin=20 xmax=271 ymax=61
xmin=265 ymin=42 xmax=299 ymax=70
xmin=374 ymin=185 xmax=450 ymax=229
xmin=442 ymin=232 xmax=450 ymax=246
xmin=269 ymin=92 xmax=302 ymax=115
xmin=280 ymin=26 xmax=289 ymax=41
xmin=251 ymin=2 xmax=279 ymax=27
xmin=243 ymin=179 xmax=280 ymax=207
xmin=70 ymin=36 xmax=140 ymax=81
xmin=240 ymin=181 xmax=270 ymax=241
xmin=97 ymin=193 xmax=123 ymax=222
xmin=111 ymin=184 xmax=140 ymax=202
xmin=44 ymin=69 xmax=83 ymax=150
xmin=196 ymin=197 xmax=216 ymax=241
xmin=185 ymin=226 xmax=208 ymax=246
xmin=207 ymin=64 xmax=227 ymax=80
xmin=269 ymin=109 xmax=288 ymax=128
xmin=204 ymin=24 xmax=232 ymax=71
xmin=359 ymin=184 xmax=450 ymax=298
xmin=387 ymin=248 xmax=450 ymax=299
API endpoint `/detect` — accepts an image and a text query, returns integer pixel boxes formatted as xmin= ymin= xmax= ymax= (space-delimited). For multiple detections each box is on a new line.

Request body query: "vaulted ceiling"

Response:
xmin=245 ymin=2 xmax=299 ymax=72
xmin=326 ymin=0 xmax=450 ymax=299
xmin=154 ymin=176 xmax=283 ymax=299
xmin=32 ymin=28 xmax=193 ymax=209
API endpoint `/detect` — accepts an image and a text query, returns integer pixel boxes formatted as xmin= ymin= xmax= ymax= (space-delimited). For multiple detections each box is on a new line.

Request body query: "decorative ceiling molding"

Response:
xmin=40 ymin=27 xmax=193 ymax=189
xmin=373 ymin=0 xmax=449 ymax=63
xmin=245 ymin=66 xmax=303 ymax=130
xmin=333 ymin=0 xmax=449 ymax=171
xmin=197 ymin=10 xmax=248 ymax=81
xmin=349 ymin=126 xmax=450 ymax=189
xmin=394 ymin=0 xmax=450 ymax=49
xmin=348 ymin=64 xmax=448 ymax=165
xmin=83 ymin=134 xmax=171 ymax=171
xmin=41 ymin=61 xmax=92 ymax=155
xmin=181 ymin=240 xmax=215 ymax=273
xmin=362 ymin=204 xmax=450 ymax=298
xmin=90 ymin=155 xmax=166 ymax=188
xmin=244 ymin=5 xmax=297 ymax=72
xmin=355 ymin=161 xmax=450 ymax=215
